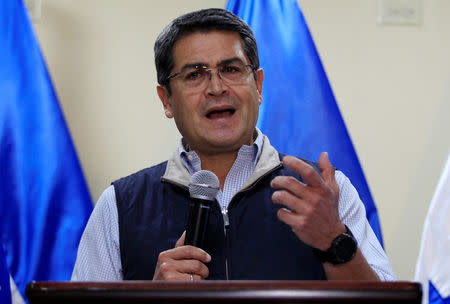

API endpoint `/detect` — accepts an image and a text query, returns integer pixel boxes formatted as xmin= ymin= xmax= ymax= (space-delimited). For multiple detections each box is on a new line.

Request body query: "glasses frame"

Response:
xmin=165 ymin=62 xmax=256 ymax=90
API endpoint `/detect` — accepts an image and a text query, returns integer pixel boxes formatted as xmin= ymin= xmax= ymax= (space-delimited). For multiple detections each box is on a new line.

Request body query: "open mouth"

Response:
xmin=206 ymin=108 xmax=236 ymax=119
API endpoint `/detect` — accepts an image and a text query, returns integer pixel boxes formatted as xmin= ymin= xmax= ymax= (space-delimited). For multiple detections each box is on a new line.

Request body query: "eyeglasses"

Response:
xmin=166 ymin=60 xmax=255 ymax=92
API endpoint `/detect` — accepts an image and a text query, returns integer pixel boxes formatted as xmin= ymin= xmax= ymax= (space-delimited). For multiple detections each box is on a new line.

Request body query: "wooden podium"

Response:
xmin=26 ymin=281 xmax=421 ymax=303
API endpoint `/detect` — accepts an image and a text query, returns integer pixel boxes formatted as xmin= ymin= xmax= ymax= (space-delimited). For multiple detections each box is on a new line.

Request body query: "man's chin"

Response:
xmin=185 ymin=129 xmax=253 ymax=154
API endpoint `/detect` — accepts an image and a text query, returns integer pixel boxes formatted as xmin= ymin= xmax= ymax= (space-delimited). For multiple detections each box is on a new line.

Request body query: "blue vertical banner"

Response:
xmin=0 ymin=0 xmax=93 ymax=298
xmin=226 ymin=0 xmax=383 ymax=244
xmin=0 ymin=246 xmax=12 ymax=304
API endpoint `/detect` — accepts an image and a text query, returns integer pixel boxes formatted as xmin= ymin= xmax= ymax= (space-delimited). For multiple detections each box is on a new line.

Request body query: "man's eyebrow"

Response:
xmin=220 ymin=57 xmax=246 ymax=65
xmin=179 ymin=62 xmax=206 ymax=71
xmin=178 ymin=57 xmax=246 ymax=71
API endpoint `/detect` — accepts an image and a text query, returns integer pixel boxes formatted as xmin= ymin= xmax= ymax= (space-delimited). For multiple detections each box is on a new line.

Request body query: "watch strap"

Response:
xmin=312 ymin=225 xmax=357 ymax=265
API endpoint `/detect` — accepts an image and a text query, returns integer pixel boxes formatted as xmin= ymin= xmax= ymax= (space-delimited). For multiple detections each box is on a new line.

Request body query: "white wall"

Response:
xmin=32 ymin=0 xmax=450 ymax=280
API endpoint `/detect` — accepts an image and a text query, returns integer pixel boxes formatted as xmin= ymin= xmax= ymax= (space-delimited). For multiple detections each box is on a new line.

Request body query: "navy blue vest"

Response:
xmin=113 ymin=154 xmax=326 ymax=280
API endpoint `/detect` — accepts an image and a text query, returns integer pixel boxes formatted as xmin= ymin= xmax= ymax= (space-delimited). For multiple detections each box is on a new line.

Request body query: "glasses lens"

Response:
xmin=181 ymin=67 xmax=208 ymax=88
xmin=220 ymin=62 xmax=250 ymax=84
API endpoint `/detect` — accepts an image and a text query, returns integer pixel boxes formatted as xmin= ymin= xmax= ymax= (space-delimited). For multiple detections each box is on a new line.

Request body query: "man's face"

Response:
xmin=157 ymin=30 xmax=263 ymax=156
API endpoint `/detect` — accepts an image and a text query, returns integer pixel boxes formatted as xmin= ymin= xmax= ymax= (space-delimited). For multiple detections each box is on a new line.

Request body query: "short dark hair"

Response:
xmin=154 ymin=8 xmax=259 ymax=94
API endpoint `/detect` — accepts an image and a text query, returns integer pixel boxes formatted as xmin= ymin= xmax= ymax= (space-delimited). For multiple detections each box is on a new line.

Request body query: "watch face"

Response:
xmin=333 ymin=234 xmax=357 ymax=263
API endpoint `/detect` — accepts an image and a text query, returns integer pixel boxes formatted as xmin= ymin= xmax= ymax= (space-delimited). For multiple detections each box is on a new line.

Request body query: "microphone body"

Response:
xmin=185 ymin=197 xmax=212 ymax=248
xmin=185 ymin=170 xmax=220 ymax=249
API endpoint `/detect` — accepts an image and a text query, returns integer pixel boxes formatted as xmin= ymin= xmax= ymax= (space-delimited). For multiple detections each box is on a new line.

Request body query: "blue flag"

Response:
xmin=0 ymin=0 xmax=93 ymax=298
xmin=226 ymin=0 xmax=383 ymax=244
xmin=0 ymin=246 xmax=11 ymax=304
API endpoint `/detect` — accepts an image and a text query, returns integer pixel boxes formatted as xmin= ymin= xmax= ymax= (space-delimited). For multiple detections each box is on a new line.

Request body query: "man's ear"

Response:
xmin=255 ymin=68 xmax=264 ymax=105
xmin=157 ymin=85 xmax=173 ymax=118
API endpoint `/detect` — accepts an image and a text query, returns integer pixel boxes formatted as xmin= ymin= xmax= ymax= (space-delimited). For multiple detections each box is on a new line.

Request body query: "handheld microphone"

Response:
xmin=185 ymin=170 xmax=220 ymax=248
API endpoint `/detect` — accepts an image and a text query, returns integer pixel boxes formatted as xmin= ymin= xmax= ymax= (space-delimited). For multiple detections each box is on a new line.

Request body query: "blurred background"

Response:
xmin=29 ymin=0 xmax=450 ymax=280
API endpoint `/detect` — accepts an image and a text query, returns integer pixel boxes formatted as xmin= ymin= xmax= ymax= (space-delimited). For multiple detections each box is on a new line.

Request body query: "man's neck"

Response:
xmin=196 ymin=150 xmax=238 ymax=190
xmin=183 ymin=130 xmax=258 ymax=189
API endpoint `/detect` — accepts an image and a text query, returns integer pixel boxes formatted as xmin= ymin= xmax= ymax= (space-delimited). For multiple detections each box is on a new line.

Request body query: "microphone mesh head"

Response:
xmin=189 ymin=170 xmax=220 ymax=201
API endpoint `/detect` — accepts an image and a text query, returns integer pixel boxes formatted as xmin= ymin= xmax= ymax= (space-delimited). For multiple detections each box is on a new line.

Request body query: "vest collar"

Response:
xmin=161 ymin=134 xmax=282 ymax=191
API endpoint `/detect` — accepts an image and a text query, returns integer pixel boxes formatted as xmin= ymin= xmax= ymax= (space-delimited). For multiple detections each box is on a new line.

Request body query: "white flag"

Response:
xmin=415 ymin=153 xmax=450 ymax=304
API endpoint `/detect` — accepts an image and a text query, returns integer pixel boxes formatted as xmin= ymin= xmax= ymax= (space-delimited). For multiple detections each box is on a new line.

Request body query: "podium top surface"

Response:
xmin=26 ymin=281 xmax=422 ymax=304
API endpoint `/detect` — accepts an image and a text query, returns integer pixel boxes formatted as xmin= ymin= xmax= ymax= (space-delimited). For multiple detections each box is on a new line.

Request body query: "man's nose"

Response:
xmin=206 ymin=69 xmax=227 ymax=96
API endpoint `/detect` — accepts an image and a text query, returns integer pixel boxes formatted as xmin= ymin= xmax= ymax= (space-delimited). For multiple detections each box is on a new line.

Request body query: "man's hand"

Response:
xmin=271 ymin=152 xmax=380 ymax=280
xmin=153 ymin=231 xmax=211 ymax=281
xmin=271 ymin=152 xmax=345 ymax=250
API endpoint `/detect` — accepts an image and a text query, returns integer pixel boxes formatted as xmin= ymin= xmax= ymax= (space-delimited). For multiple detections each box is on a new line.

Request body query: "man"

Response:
xmin=72 ymin=8 xmax=395 ymax=281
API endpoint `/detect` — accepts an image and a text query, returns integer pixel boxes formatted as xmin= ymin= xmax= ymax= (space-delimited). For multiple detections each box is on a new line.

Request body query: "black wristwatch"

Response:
xmin=312 ymin=225 xmax=357 ymax=265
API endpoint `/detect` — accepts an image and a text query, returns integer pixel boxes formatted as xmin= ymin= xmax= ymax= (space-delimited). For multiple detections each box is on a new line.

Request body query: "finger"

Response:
xmin=276 ymin=207 xmax=303 ymax=229
xmin=283 ymin=155 xmax=323 ymax=187
xmin=271 ymin=176 xmax=307 ymax=199
xmin=156 ymin=262 xmax=185 ymax=281
xmin=187 ymin=273 xmax=207 ymax=281
xmin=318 ymin=152 xmax=335 ymax=185
xmin=174 ymin=259 xmax=209 ymax=279
xmin=159 ymin=246 xmax=211 ymax=263
xmin=272 ymin=190 xmax=308 ymax=214
xmin=175 ymin=231 xmax=186 ymax=248
xmin=191 ymin=274 xmax=205 ymax=281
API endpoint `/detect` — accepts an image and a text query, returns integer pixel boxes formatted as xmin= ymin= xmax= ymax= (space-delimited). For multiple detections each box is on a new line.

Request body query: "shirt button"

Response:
xmin=188 ymin=155 xmax=194 ymax=161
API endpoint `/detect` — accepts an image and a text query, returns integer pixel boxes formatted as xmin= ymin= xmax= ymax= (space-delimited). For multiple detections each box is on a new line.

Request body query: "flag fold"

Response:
xmin=415 ymin=153 xmax=450 ymax=304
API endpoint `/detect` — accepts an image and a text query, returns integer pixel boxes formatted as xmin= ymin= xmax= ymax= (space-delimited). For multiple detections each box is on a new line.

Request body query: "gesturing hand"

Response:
xmin=270 ymin=152 xmax=346 ymax=251
xmin=153 ymin=231 xmax=211 ymax=281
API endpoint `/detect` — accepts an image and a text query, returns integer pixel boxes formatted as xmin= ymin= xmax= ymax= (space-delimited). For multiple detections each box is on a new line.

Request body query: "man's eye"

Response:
xmin=222 ymin=66 xmax=241 ymax=74
xmin=185 ymin=71 xmax=199 ymax=80
xmin=185 ymin=70 xmax=205 ymax=80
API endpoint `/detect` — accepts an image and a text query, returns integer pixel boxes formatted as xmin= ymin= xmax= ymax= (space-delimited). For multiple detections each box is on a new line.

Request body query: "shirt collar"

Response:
xmin=178 ymin=127 xmax=263 ymax=174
